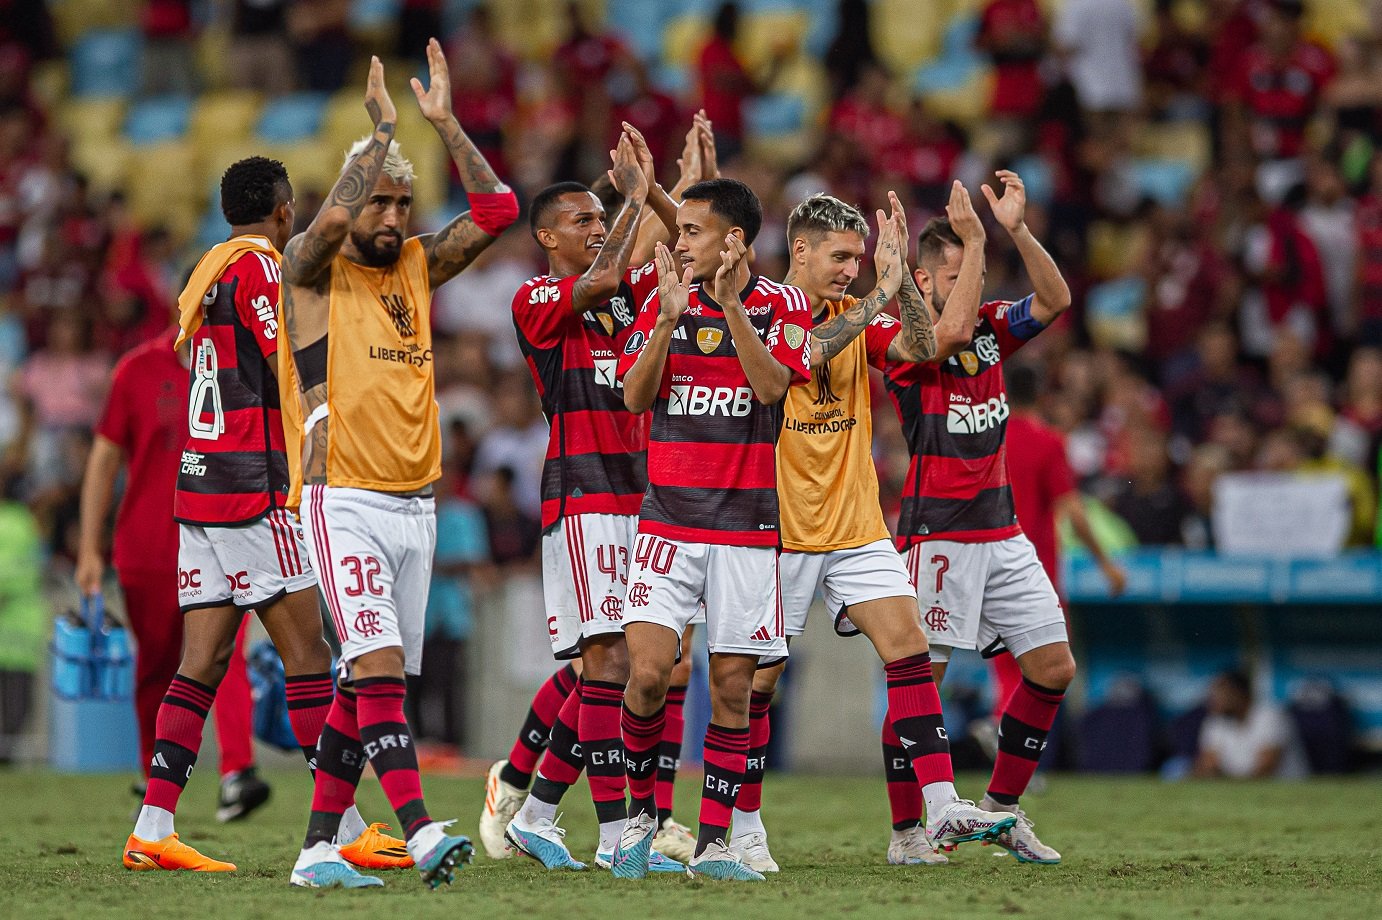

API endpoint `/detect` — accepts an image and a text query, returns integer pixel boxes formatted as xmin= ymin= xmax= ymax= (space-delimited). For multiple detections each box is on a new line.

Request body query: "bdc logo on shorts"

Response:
xmin=225 ymin=571 xmax=250 ymax=592
xmin=923 ymin=605 xmax=950 ymax=632
xmin=354 ymin=609 xmax=384 ymax=637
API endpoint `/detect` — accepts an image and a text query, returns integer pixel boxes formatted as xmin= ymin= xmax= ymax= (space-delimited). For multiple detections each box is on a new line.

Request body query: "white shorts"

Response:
xmin=541 ymin=513 xmax=637 ymax=660
xmin=178 ymin=509 xmax=316 ymax=612
xmin=780 ymin=539 xmax=917 ymax=637
xmin=301 ymin=484 xmax=436 ymax=677
xmin=904 ymin=534 xmax=1067 ymax=663
xmin=624 ymin=531 xmax=787 ymax=661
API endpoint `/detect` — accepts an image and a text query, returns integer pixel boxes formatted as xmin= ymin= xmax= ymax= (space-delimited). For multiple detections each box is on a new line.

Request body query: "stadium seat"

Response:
xmin=738 ymin=10 xmax=811 ymax=71
xmin=55 ymin=98 xmax=128 ymax=146
xmin=1010 ymin=154 xmax=1055 ymax=208
xmin=662 ymin=14 xmax=712 ymax=69
xmin=605 ymin=0 xmax=674 ymax=60
xmin=49 ymin=0 xmax=139 ymax=44
xmin=871 ymin=0 xmax=944 ymax=74
xmin=1085 ymin=275 xmax=1148 ymax=351
xmin=255 ymin=93 xmax=330 ymax=143
xmin=69 ymin=134 xmax=132 ymax=197
xmin=745 ymin=92 xmax=807 ymax=137
xmin=271 ymin=142 xmax=345 ymax=198
xmin=917 ymin=65 xmax=992 ymax=126
xmin=123 ymin=95 xmax=192 ymax=145
xmin=189 ymin=91 xmax=264 ymax=153
xmin=125 ymin=140 xmax=199 ymax=239
xmin=1136 ymin=121 xmax=1211 ymax=174
xmin=1131 ymin=158 xmax=1197 ymax=206
xmin=351 ymin=0 xmax=404 ymax=32
xmin=69 ymin=28 xmax=142 ymax=98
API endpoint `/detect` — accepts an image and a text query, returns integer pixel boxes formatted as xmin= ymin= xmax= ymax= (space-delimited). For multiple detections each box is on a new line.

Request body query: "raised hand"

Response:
xmin=655 ymin=241 xmax=690 ymax=324
xmin=946 ymin=180 xmax=985 ymax=247
xmin=409 ymin=37 xmax=453 ymax=124
xmin=872 ymin=194 xmax=904 ymax=290
xmin=714 ymin=233 xmax=748 ymax=308
xmin=890 ymin=190 xmax=910 ymax=261
xmin=676 ymin=117 xmax=704 ymax=188
xmin=608 ymin=131 xmax=648 ymax=200
xmin=697 ymin=111 xmax=719 ymax=180
xmin=621 ymin=121 xmax=657 ymax=192
xmin=365 ymin=55 xmax=397 ymax=127
xmin=980 ymin=169 xmax=1026 ymax=234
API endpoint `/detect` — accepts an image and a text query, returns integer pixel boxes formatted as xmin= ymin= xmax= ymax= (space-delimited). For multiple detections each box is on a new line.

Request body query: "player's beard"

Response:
xmin=351 ymin=229 xmax=403 ymax=267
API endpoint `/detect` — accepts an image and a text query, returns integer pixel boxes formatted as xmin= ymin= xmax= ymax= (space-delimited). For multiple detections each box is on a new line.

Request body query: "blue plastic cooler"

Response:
xmin=49 ymin=595 xmax=140 ymax=772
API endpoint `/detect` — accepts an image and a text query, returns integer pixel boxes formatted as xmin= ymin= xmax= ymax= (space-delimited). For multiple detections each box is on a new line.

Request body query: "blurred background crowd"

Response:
xmin=0 ymin=0 xmax=1380 ymax=768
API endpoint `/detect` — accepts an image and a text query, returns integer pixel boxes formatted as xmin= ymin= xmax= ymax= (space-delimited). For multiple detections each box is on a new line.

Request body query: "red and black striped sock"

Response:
xmin=987 ymin=678 xmax=1064 ymax=804
xmin=143 ymin=674 xmax=215 ymax=815
xmin=502 ymin=663 xmax=578 ymax=789
xmin=698 ymin=722 xmax=749 ymax=855
xmin=655 ymin=685 xmax=687 ymax=824
xmin=622 ymin=703 xmax=665 ymax=820
xmin=734 ymin=691 xmax=773 ymax=813
xmin=532 ymin=679 xmax=582 ymax=805
xmin=580 ymin=680 xmax=628 ymax=824
xmin=304 ymin=684 xmax=365 ymax=848
xmin=881 ymin=714 xmax=923 ymax=830
xmin=885 ymin=653 xmax=954 ymax=788
xmin=355 ymin=677 xmax=431 ymax=841
xmin=285 ymin=672 xmax=334 ymax=771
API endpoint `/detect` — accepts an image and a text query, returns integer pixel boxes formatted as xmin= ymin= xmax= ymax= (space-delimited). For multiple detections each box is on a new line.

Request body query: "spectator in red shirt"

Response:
xmin=829 ymin=62 xmax=905 ymax=168
xmin=75 ymin=329 xmax=257 ymax=802
xmin=1354 ymin=154 xmax=1382 ymax=346
xmin=140 ymin=0 xmax=196 ymax=95
xmin=446 ymin=5 xmax=517 ymax=183
xmin=1226 ymin=0 xmax=1334 ymax=162
xmin=977 ymin=0 xmax=1047 ymax=120
xmin=696 ymin=2 xmax=788 ymax=162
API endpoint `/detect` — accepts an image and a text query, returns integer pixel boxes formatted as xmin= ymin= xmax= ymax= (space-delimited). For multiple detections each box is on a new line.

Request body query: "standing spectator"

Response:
xmin=140 ymin=0 xmax=197 ymax=96
xmin=0 ymin=469 xmax=43 ymax=764
xmin=1052 ymin=0 xmax=1144 ymax=122
xmin=1105 ymin=425 xmax=1191 ymax=545
xmin=696 ymin=2 xmax=788 ymax=162
xmin=431 ymin=230 xmax=533 ymax=369
xmin=228 ymin=0 xmax=294 ymax=97
xmin=977 ymin=0 xmax=1047 ymax=144
xmin=472 ymin=375 xmax=550 ymax=522
xmin=16 ymin=313 xmax=110 ymax=492
xmin=822 ymin=0 xmax=879 ymax=100
xmin=1353 ymin=154 xmax=1382 ymax=345
xmin=1333 ymin=347 xmax=1382 ymax=470
xmin=1299 ymin=157 xmax=1356 ymax=343
xmin=287 ymin=0 xmax=352 ymax=93
xmin=446 ymin=5 xmax=517 ymax=184
xmin=1143 ymin=0 xmax=1209 ymax=119
xmin=829 ymin=63 xmax=905 ymax=171
xmin=1194 ymin=671 xmax=1309 ymax=779
xmin=554 ymin=1 xmax=627 ymax=179
xmin=480 ymin=466 xmax=540 ymax=567
xmin=397 ymin=0 xmax=442 ymax=63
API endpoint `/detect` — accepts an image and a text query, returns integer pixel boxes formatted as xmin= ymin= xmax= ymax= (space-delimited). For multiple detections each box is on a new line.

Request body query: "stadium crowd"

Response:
xmin=0 ymin=0 xmax=1379 ymax=759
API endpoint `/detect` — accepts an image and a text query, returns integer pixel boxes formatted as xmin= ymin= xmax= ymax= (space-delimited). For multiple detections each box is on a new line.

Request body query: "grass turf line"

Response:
xmin=6 ymin=770 xmax=1379 ymax=919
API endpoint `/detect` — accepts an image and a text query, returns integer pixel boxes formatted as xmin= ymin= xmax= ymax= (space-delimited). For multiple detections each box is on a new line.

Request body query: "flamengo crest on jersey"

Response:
xmin=883 ymin=295 xmax=1044 ymax=545
xmin=175 ymin=250 xmax=289 ymax=526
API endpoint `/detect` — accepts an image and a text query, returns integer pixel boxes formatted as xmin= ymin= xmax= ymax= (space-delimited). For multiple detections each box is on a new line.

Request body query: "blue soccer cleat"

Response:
xmin=504 ymin=814 xmax=588 ymax=871
xmin=597 ymin=845 xmax=684 ymax=873
xmin=686 ymin=840 xmax=766 ymax=881
xmin=412 ymin=821 xmax=475 ymax=888
xmin=609 ymin=812 xmax=658 ymax=879
xmin=290 ymin=842 xmax=385 ymax=889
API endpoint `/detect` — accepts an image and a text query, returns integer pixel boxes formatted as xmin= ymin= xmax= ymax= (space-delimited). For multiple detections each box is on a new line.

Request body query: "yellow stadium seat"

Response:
xmin=489 ymin=0 xmax=573 ymax=60
xmin=189 ymin=91 xmax=264 ymax=153
xmin=270 ymin=142 xmax=343 ymax=199
xmin=1136 ymin=121 xmax=1211 ymax=174
xmin=737 ymin=11 xmax=811 ymax=72
xmin=125 ymin=142 xmax=199 ymax=233
xmin=49 ymin=0 xmax=137 ymax=44
xmin=919 ymin=66 xmax=993 ymax=127
xmin=663 ymin=14 xmax=711 ymax=70
xmin=871 ymin=0 xmax=945 ymax=74
xmin=69 ymin=135 xmax=132 ymax=197
xmin=1306 ymin=0 xmax=1369 ymax=47
xmin=55 ymin=98 xmax=127 ymax=145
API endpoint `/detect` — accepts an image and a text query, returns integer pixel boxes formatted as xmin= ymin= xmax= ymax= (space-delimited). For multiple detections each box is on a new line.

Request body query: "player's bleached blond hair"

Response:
xmin=342 ymin=136 xmax=415 ymax=185
xmin=786 ymin=193 xmax=870 ymax=247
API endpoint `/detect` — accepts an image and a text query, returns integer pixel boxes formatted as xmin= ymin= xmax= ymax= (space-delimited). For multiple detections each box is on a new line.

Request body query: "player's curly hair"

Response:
xmin=915 ymin=216 xmax=964 ymax=268
xmin=786 ymin=193 xmax=870 ymax=246
xmin=682 ymin=178 xmax=763 ymax=245
xmin=220 ymin=156 xmax=291 ymax=226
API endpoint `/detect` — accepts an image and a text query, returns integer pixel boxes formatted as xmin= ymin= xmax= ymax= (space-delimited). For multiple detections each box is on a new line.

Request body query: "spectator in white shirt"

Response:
xmin=1195 ymin=671 xmax=1310 ymax=780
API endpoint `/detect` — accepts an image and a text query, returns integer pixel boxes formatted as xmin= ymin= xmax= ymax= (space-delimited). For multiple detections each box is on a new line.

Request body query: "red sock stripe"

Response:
xmin=580 ymin=681 xmax=626 ymax=705
xmin=623 ymin=704 xmax=665 ymax=804
xmin=665 ymin=686 xmax=688 ymax=708
xmin=326 ymin=690 xmax=360 ymax=740
xmin=1006 ymin=678 xmax=1065 ymax=726
xmin=622 ymin=705 xmax=665 ymax=742
xmin=165 ymin=675 xmax=215 ymax=713
xmin=537 ymin=687 xmax=583 ymax=785
xmin=703 ymin=724 xmax=751 ymax=754
xmin=749 ymin=690 xmax=773 ymax=718
xmin=699 ymin=723 xmax=749 ymax=835
xmin=580 ymin=682 xmax=627 ymax=804
xmin=553 ymin=663 xmax=580 ymax=698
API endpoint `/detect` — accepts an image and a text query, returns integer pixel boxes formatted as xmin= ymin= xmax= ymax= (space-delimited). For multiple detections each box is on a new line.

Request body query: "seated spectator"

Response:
xmin=1194 ymin=670 xmax=1309 ymax=779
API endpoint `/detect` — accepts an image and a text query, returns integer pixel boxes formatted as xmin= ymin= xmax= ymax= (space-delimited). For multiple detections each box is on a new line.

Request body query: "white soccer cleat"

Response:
xmin=652 ymin=816 xmax=697 ymax=864
xmin=686 ymin=839 xmax=765 ymax=882
xmin=980 ymin=796 xmax=1061 ymax=864
xmin=479 ymin=761 xmax=524 ymax=859
xmin=887 ymin=826 xmax=949 ymax=866
xmin=729 ymin=831 xmax=779 ymax=873
xmin=925 ymin=799 xmax=1017 ymax=850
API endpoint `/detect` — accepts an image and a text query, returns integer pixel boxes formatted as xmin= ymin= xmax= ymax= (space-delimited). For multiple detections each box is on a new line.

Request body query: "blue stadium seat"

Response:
xmin=942 ymin=12 xmax=981 ymax=56
xmin=607 ymin=0 xmax=675 ymax=60
xmin=745 ymin=92 xmax=807 ymax=136
xmin=1010 ymin=154 xmax=1054 ymax=207
xmin=123 ymin=95 xmax=192 ymax=145
xmin=1131 ymin=159 xmax=1197 ymax=206
xmin=70 ymin=29 xmax=142 ymax=98
xmin=351 ymin=0 xmax=403 ymax=30
xmin=912 ymin=55 xmax=981 ymax=94
xmin=256 ymin=93 xmax=330 ymax=143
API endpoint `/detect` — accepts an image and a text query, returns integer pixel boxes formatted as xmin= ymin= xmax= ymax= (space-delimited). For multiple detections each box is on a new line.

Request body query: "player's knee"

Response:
xmin=582 ymin=635 xmax=630 ymax=684
xmin=752 ymin=662 xmax=784 ymax=695
xmin=1033 ymin=651 xmax=1076 ymax=691
xmin=179 ymin=640 xmax=232 ymax=687
xmin=627 ymin=658 xmax=670 ymax=703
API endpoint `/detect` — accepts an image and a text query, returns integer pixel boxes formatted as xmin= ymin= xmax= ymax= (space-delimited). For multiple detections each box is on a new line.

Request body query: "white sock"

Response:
xmin=730 ymin=807 xmax=765 ymax=842
xmin=405 ymin=821 xmax=444 ymax=862
xmin=336 ymin=805 xmax=367 ymax=845
xmin=294 ymin=840 xmax=340 ymax=869
xmin=598 ymin=819 xmax=624 ymax=853
xmin=515 ymin=793 xmax=557 ymax=828
xmin=133 ymin=805 xmax=174 ymax=841
xmin=922 ymin=781 xmax=959 ymax=819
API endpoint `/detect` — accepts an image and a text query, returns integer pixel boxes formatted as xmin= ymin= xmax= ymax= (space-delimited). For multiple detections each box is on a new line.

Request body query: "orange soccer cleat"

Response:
xmin=122 ymin=833 xmax=237 ymax=871
xmin=339 ymin=823 xmax=414 ymax=870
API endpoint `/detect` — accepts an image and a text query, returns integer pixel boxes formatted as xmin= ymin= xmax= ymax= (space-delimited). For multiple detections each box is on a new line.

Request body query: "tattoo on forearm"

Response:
xmin=425 ymin=217 xmax=495 ymax=287
xmin=812 ymin=286 xmax=890 ymax=363
xmin=894 ymin=271 xmax=938 ymax=362
xmin=441 ymin=118 xmax=502 ymax=192
xmin=283 ymin=124 xmax=394 ymax=288
xmin=573 ymin=198 xmax=641 ymax=305
xmin=303 ymin=417 xmax=329 ymax=484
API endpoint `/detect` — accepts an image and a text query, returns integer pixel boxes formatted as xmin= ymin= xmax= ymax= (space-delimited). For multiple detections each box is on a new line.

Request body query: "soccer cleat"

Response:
xmin=979 ymin=797 xmax=1061 ymax=864
xmin=123 ymin=833 xmax=236 ymax=872
xmin=479 ymin=760 xmax=524 ymax=859
xmin=609 ymin=812 xmax=657 ymax=879
xmin=339 ymin=823 xmax=414 ymax=869
xmin=504 ymin=815 xmax=587 ymax=871
xmin=412 ymin=822 xmax=475 ymax=888
xmin=652 ymin=816 xmax=697 ymax=863
xmin=595 ymin=848 xmax=686 ymax=873
xmin=290 ymin=841 xmax=384 ymax=888
xmin=887 ymin=826 xmax=949 ymax=866
xmin=925 ymin=799 xmax=1017 ymax=850
xmin=686 ymin=840 xmax=766 ymax=882
xmin=729 ymin=832 xmax=780 ymax=873
xmin=216 ymin=768 xmax=271 ymax=823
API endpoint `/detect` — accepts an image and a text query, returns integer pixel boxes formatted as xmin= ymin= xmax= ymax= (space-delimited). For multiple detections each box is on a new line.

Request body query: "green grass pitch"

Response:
xmin=7 ymin=769 xmax=1379 ymax=919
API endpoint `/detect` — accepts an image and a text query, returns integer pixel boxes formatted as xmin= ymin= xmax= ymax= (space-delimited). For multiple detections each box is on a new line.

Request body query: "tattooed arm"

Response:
xmin=281 ymin=55 xmax=396 ymax=291
xmin=808 ymin=194 xmax=905 ymax=368
xmin=409 ymin=39 xmax=515 ymax=288
xmin=572 ymin=132 xmax=647 ymax=311
xmin=887 ymin=259 xmax=939 ymax=363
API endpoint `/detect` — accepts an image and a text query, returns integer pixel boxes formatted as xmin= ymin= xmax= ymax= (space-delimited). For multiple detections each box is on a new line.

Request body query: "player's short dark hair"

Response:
xmin=915 ymin=216 xmax=964 ymax=268
xmin=1006 ymin=363 xmax=1041 ymax=407
xmin=220 ymin=156 xmax=291 ymax=226
xmin=786 ymin=193 xmax=869 ymax=247
xmin=682 ymin=177 xmax=763 ymax=245
xmin=529 ymin=181 xmax=594 ymax=237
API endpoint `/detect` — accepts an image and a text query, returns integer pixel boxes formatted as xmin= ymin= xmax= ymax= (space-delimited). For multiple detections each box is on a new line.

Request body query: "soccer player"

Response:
xmin=496 ymin=132 xmax=682 ymax=873
xmin=121 ymin=156 xmax=402 ymax=873
xmin=884 ymin=170 xmax=1075 ymax=864
xmin=611 ymin=178 xmax=809 ymax=882
xmin=279 ymin=46 xmax=518 ymax=889
xmin=78 ymin=328 xmax=261 ymax=822
xmin=727 ymin=187 xmax=1017 ymax=872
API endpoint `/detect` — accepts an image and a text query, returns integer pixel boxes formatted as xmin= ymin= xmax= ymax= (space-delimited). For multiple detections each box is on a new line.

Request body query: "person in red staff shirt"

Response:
xmin=76 ymin=328 xmax=260 ymax=816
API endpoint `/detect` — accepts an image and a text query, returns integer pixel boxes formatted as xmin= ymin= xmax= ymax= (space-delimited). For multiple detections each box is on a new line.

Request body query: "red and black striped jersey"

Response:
xmin=512 ymin=262 xmax=659 ymax=531
xmin=883 ymin=295 xmax=1046 ymax=545
xmin=174 ymin=247 xmax=289 ymax=526
xmin=617 ymin=276 xmax=813 ymax=547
